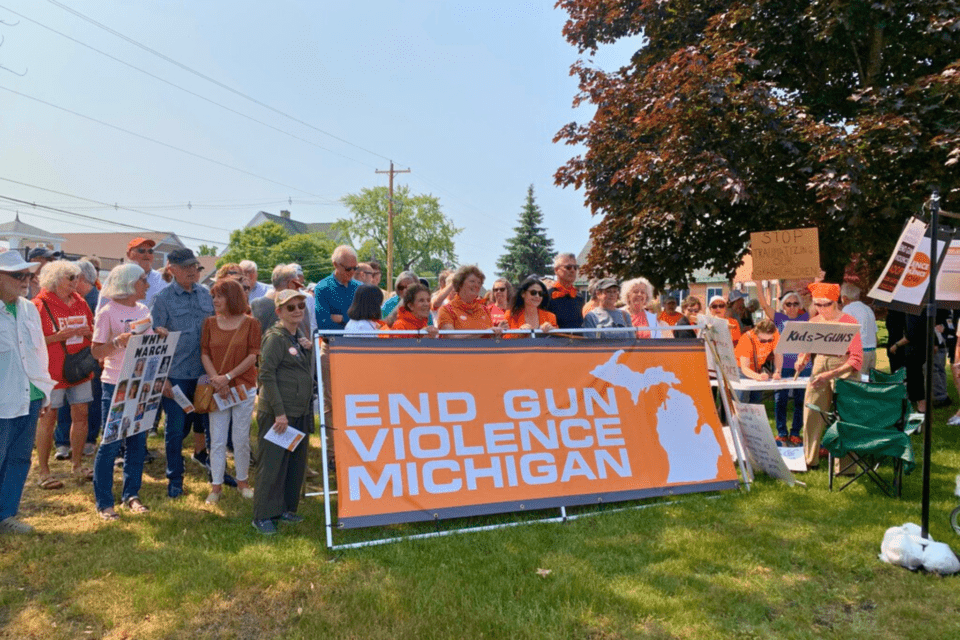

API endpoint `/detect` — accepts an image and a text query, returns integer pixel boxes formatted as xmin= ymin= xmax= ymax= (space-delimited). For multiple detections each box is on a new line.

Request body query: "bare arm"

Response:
xmin=753 ymin=280 xmax=775 ymax=321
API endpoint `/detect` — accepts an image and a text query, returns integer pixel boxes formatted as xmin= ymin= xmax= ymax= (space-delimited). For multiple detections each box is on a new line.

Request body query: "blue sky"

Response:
xmin=0 ymin=1 xmax=639 ymax=277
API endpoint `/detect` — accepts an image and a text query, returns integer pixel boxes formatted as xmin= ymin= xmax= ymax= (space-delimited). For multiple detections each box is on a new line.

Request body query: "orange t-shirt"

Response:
xmin=503 ymin=308 xmax=558 ymax=338
xmin=734 ymin=329 xmax=779 ymax=374
xmin=437 ymin=295 xmax=492 ymax=331
xmin=658 ymin=311 xmax=683 ymax=326
xmin=726 ymin=317 xmax=742 ymax=345
xmin=390 ymin=306 xmax=429 ymax=337
xmin=200 ymin=315 xmax=261 ymax=389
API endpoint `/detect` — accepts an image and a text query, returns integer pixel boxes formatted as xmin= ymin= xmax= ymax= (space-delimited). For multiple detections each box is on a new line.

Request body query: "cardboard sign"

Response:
xmin=868 ymin=216 xmax=954 ymax=313
xmin=774 ymin=320 xmax=859 ymax=356
xmin=751 ymin=228 xmax=820 ymax=280
xmin=328 ymin=339 xmax=739 ymax=529
xmin=700 ymin=314 xmax=740 ymax=383
xmin=102 ymin=332 xmax=180 ymax=445
xmin=731 ymin=402 xmax=795 ymax=485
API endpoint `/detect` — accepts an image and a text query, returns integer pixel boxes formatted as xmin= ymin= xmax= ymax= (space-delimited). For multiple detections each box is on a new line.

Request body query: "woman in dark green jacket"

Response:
xmin=252 ymin=290 xmax=315 ymax=535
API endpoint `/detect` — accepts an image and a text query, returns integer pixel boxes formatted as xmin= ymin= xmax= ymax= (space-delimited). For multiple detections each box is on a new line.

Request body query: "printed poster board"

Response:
xmin=700 ymin=314 xmax=740 ymax=383
xmin=102 ymin=332 xmax=179 ymax=445
xmin=328 ymin=339 xmax=740 ymax=529
xmin=774 ymin=321 xmax=860 ymax=356
xmin=868 ymin=216 xmax=955 ymax=313
xmin=750 ymin=228 xmax=821 ymax=280
xmin=936 ymin=237 xmax=960 ymax=307
xmin=731 ymin=402 xmax=796 ymax=484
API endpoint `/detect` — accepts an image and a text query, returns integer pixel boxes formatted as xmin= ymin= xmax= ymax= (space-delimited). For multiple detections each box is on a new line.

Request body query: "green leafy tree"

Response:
xmin=219 ymin=222 xmax=289 ymax=272
xmin=197 ymin=244 xmax=219 ymax=257
xmin=335 ymin=185 xmax=461 ymax=277
xmin=554 ymin=0 xmax=960 ymax=287
xmin=269 ymin=233 xmax=336 ymax=284
xmin=496 ymin=185 xmax=556 ymax=283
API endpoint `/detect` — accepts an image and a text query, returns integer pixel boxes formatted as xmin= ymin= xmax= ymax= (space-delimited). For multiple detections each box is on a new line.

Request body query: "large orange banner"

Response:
xmin=328 ymin=339 xmax=739 ymax=529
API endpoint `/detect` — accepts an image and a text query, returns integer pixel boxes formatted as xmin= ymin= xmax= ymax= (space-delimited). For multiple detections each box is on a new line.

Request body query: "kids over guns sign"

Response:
xmin=328 ymin=339 xmax=739 ymax=529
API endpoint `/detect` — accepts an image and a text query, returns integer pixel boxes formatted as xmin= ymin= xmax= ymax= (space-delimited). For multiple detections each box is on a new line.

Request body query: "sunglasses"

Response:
xmin=758 ymin=337 xmax=775 ymax=344
xmin=2 ymin=271 xmax=32 ymax=282
xmin=135 ymin=248 xmax=154 ymax=254
xmin=558 ymin=264 xmax=579 ymax=271
xmin=710 ymin=303 xmax=726 ymax=309
xmin=492 ymin=287 xmax=507 ymax=293
xmin=284 ymin=302 xmax=306 ymax=312
xmin=783 ymin=302 xmax=800 ymax=307
xmin=338 ymin=263 xmax=357 ymax=273
xmin=526 ymin=289 xmax=545 ymax=297
xmin=687 ymin=307 xmax=701 ymax=313
xmin=813 ymin=301 xmax=835 ymax=308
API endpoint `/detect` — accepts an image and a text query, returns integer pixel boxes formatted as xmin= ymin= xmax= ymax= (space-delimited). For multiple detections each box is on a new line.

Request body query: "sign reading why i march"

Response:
xmin=774 ymin=321 xmax=859 ymax=356
xmin=328 ymin=339 xmax=739 ymax=529
xmin=750 ymin=227 xmax=820 ymax=280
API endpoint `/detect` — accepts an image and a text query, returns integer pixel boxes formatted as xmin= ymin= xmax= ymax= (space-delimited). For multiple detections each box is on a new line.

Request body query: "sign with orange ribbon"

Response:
xmin=328 ymin=339 xmax=739 ymax=529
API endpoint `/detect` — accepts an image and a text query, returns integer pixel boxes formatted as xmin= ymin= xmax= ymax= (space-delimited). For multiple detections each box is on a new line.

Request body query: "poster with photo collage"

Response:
xmin=101 ymin=331 xmax=180 ymax=445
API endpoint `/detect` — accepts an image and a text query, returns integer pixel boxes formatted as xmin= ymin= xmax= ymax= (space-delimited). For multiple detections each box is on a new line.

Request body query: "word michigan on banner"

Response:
xmin=103 ymin=331 xmax=180 ymax=445
xmin=328 ymin=339 xmax=740 ymax=529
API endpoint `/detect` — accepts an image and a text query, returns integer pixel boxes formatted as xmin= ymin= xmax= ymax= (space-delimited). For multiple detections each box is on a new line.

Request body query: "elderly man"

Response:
xmin=151 ymin=248 xmax=214 ymax=498
xmin=240 ymin=260 xmax=270 ymax=302
xmin=381 ymin=271 xmax=419 ymax=319
xmin=251 ymin=264 xmax=311 ymax=339
xmin=27 ymin=247 xmax=61 ymax=299
xmin=315 ymin=246 xmax=360 ymax=464
xmin=355 ymin=263 xmax=375 ymax=285
xmin=0 ymin=252 xmax=56 ymax=534
xmin=840 ymin=282 xmax=878 ymax=375
xmin=125 ymin=238 xmax=168 ymax=307
xmin=548 ymin=253 xmax=585 ymax=329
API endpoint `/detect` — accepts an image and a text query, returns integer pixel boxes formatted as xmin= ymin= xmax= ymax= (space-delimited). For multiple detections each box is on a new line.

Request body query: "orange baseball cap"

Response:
xmin=127 ymin=237 xmax=156 ymax=251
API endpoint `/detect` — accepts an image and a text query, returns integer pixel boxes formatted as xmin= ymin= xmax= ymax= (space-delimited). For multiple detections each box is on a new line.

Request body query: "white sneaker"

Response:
xmin=0 ymin=517 xmax=34 ymax=534
xmin=83 ymin=443 xmax=96 ymax=457
xmin=948 ymin=415 xmax=960 ymax=426
xmin=54 ymin=446 xmax=70 ymax=460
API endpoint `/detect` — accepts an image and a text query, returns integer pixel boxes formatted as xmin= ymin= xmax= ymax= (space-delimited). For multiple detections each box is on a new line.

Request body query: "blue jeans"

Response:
xmin=55 ymin=374 xmax=102 ymax=447
xmin=161 ymin=377 xmax=207 ymax=497
xmin=0 ymin=398 xmax=42 ymax=520
xmin=737 ymin=389 xmax=764 ymax=405
xmin=92 ymin=383 xmax=147 ymax=511
xmin=774 ymin=368 xmax=806 ymax=438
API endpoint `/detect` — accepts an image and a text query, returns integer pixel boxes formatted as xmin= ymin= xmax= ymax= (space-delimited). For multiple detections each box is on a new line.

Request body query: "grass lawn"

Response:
xmin=3 ymin=344 xmax=960 ymax=639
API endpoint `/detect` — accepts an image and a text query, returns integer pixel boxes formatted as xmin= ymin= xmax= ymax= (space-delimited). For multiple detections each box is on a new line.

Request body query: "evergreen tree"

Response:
xmin=496 ymin=185 xmax=556 ymax=283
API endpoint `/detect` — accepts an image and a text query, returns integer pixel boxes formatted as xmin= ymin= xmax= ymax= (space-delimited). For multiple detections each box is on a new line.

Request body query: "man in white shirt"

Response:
xmin=0 ymin=251 xmax=56 ymax=534
xmin=240 ymin=260 xmax=270 ymax=302
xmin=840 ymin=283 xmax=878 ymax=375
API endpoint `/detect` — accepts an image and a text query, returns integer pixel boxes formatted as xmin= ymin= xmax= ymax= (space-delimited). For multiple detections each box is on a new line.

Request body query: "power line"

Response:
xmin=0 ymin=176 xmax=232 ymax=232
xmin=0 ymin=3 xmax=379 ymax=170
xmin=0 ymin=194 xmax=225 ymax=245
xmin=46 ymin=0 xmax=393 ymax=163
xmin=0 ymin=84 xmax=328 ymax=198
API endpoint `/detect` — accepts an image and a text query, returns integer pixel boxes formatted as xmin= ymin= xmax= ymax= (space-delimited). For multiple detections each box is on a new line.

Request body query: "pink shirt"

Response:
xmin=93 ymin=300 xmax=153 ymax=385
xmin=812 ymin=312 xmax=863 ymax=371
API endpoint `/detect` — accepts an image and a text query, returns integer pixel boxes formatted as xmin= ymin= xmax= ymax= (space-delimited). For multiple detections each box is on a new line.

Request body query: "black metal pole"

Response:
xmin=921 ymin=190 xmax=940 ymax=539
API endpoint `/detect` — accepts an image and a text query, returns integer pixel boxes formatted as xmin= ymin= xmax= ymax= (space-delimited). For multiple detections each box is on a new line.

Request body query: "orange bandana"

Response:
xmin=551 ymin=281 xmax=578 ymax=300
xmin=808 ymin=282 xmax=839 ymax=301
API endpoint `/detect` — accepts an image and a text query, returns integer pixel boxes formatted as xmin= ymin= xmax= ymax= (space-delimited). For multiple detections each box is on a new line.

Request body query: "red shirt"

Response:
xmin=34 ymin=289 xmax=94 ymax=388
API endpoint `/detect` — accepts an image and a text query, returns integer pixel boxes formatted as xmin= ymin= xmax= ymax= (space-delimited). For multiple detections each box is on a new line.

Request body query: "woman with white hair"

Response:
xmin=756 ymin=283 xmax=810 ymax=446
xmin=381 ymin=271 xmax=419 ymax=320
xmin=33 ymin=260 xmax=95 ymax=489
xmin=620 ymin=277 xmax=660 ymax=339
xmin=90 ymin=264 xmax=167 ymax=520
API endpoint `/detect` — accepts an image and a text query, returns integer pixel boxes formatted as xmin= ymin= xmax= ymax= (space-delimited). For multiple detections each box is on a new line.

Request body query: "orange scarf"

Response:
xmin=449 ymin=293 xmax=486 ymax=316
xmin=551 ymin=281 xmax=578 ymax=299
xmin=392 ymin=306 xmax=428 ymax=332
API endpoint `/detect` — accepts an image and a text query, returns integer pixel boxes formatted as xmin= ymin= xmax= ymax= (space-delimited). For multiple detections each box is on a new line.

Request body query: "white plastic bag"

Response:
xmin=879 ymin=527 xmax=924 ymax=570
xmin=921 ymin=542 xmax=960 ymax=575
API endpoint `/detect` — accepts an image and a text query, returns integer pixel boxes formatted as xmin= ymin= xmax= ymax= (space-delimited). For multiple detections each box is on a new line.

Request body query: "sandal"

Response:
xmin=73 ymin=467 xmax=94 ymax=483
xmin=123 ymin=497 xmax=149 ymax=514
xmin=98 ymin=509 xmax=119 ymax=521
xmin=38 ymin=475 xmax=64 ymax=490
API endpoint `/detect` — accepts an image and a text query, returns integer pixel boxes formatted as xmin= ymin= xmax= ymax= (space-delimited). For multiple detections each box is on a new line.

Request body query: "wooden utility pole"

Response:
xmin=375 ymin=161 xmax=410 ymax=293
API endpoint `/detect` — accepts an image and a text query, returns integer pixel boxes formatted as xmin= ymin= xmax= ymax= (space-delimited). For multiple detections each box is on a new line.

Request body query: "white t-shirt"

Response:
xmin=841 ymin=300 xmax=877 ymax=349
xmin=344 ymin=319 xmax=381 ymax=337
xmin=93 ymin=300 xmax=153 ymax=385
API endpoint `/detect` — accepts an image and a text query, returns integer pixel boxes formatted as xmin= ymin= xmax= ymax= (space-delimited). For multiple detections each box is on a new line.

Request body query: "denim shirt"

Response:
xmin=150 ymin=281 xmax=214 ymax=379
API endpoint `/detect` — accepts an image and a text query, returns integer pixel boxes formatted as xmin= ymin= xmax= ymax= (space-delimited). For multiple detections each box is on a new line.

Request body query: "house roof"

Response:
xmin=0 ymin=215 xmax=66 ymax=242
xmin=247 ymin=211 xmax=345 ymax=243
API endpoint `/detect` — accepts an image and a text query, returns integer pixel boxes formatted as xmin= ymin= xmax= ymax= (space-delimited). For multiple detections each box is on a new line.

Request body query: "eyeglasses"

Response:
xmin=710 ymin=303 xmax=726 ymax=309
xmin=134 ymin=248 xmax=154 ymax=255
xmin=783 ymin=302 xmax=800 ymax=307
xmin=813 ymin=301 xmax=835 ymax=308
xmin=558 ymin=264 xmax=579 ymax=271
xmin=284 ymin=302 xmax=306 ymax=312
xmin=492 ymin=287 xmax=507 ymax=293
xmin=526 ymin=289 xmax=545 ymax=297
xmin=686 ymin=307 xmax=701 ymax=313
xmin=225 ymin=271 xmax=242 ymax=277
xmin=1 ymin=271 xmax=31 ymax=282
xmin=337 ymin=263 xmax=357 ymax=273
xmin=358 ymin=271 xmax=373 ymax=276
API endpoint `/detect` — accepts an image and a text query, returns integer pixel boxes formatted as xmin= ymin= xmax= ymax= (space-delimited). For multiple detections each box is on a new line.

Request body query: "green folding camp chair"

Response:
xmin=819 ymin=378 xmax=915 ymax=497
xmin=868 ymin=368 xmax=907 ymax=384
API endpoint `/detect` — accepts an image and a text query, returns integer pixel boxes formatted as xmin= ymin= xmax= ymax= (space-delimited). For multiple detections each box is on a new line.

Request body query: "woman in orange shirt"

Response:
xmin=504 ymin=278 xmax=557 ymax=338
xmin=708 ymin=295 xmax=741 ymax=345
xmin=437 ymin=266 xmax=507 ymax=338
xmin=391 ymin=283 xmax=439 ymax=338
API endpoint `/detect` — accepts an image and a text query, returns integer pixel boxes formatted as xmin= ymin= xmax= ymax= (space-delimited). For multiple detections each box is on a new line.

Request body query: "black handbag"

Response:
xmin=42 ymin=300 xmax=99 ymax=383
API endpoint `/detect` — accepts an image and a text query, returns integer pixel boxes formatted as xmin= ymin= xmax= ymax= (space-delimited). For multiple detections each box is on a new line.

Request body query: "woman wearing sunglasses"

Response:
xmin=707 ymin=296 xmax=742 ymax=345
xmin=504 ymin=278 xmax=557 ymax=338
xmin=672 ymin=296 xmax=703 ymax=339
xmin=756 ymin=284 xmax=810 ymax=446
xmin=734 ymin=318 xmax=783 ymax=404
xmin=252 ymin=289 xmax=315 ymax=535
xmin=200 ymin=279 xmax=260 ymax=505
xmin=486 ymin=278 xmax=513 ymax=327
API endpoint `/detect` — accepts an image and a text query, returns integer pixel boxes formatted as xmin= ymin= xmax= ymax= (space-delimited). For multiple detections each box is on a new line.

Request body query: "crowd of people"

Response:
xmin=1 ymin=238 xmax=957 ymax=536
